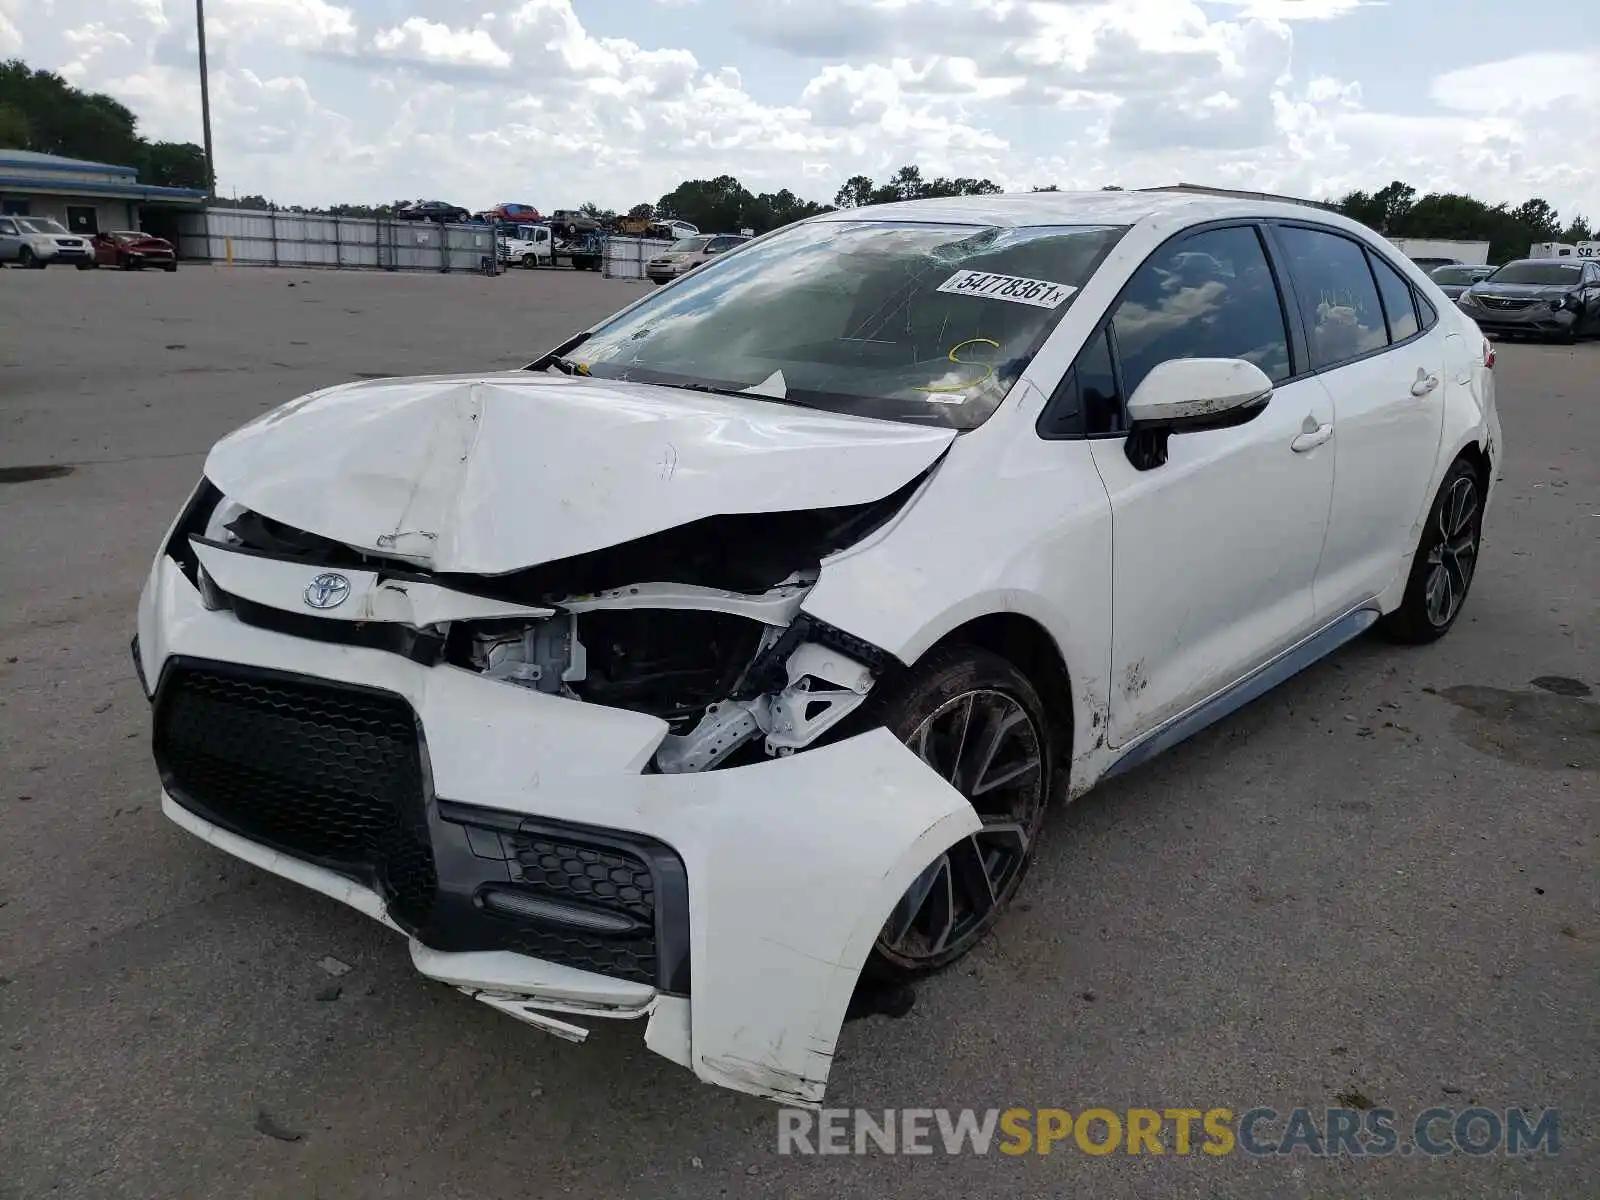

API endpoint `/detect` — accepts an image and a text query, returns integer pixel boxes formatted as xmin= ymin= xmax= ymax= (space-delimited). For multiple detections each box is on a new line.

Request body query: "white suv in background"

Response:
xmin=0 ymin=215 xmax=95 ymax=268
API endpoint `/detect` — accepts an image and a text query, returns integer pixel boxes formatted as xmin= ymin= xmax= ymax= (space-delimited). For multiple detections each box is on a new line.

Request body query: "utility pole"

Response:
xmin=196 ymin=0 xmax=215 ymax=195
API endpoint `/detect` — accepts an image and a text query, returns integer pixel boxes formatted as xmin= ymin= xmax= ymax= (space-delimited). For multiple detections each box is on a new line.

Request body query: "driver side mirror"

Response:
xmin=1123 ymin=357 xmax=1273 ymax=471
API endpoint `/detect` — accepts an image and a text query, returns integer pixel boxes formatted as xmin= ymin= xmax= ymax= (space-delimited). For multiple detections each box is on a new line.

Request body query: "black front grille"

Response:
xmin=1480 ymin=296 xmax=1534 ymax=310
xmin=154 ymin=660 xmax=688 ymax=991
xmin=154 ymin=663 xmax=434 ymax=916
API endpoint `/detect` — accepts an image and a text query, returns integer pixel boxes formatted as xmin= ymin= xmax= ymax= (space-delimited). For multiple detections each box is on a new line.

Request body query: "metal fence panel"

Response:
xmin=604 ymin=237 xmax=673 ymax=279
xmin=178 ymin=208 xmax=502 ymax=273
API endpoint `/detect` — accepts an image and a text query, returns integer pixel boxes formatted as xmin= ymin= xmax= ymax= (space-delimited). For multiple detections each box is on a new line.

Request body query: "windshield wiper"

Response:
xmin=528 ymin=332 xmax=591 ymax=375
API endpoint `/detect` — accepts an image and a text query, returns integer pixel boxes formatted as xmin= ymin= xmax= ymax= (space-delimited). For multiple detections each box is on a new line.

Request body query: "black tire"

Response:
xmin=1377 ymin=456 xmax=1484 ymax=644
xmin=121 ymin=255 xmax=136 ymax=271
xmin=522 ymin=253 xmax=537 ymax=269
xmin=163 ymin=262 xmax=177 ymax=272
xmin=860 ymin=645 xmax=1056 ymax=982
xmin=76 ymin=262 xmax=94 ymax=271
xmin=18 ymin=246 xmax=38 ymax=268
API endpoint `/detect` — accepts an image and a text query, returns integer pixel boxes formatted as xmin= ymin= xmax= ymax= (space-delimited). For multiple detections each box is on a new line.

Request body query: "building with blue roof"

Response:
xmin=0 ymin=148 xmax=207 ymax=244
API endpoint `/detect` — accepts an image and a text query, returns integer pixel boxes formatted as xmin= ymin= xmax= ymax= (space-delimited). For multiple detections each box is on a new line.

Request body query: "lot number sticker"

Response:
xmin=936 ymin=270 xmax=1077 ymax=309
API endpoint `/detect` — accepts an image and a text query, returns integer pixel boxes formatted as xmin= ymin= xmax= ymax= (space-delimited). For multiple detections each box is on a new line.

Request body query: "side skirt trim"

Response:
xmin=1102 ymin=605 xmax=1381 ymax=781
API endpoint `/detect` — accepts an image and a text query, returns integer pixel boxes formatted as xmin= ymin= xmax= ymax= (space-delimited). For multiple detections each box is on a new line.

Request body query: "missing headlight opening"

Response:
xmin=197 ymin=467 xmax=927 ymax=774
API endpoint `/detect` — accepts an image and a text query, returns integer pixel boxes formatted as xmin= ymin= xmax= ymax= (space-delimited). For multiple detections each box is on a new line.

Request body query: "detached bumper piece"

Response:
xmin=151 ymin=658 xmax=689 ymax=993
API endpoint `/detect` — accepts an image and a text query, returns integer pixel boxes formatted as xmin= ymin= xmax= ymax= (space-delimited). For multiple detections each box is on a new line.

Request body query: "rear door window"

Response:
xmin=1276 ymin=226 xmax=1389 ymax=369
xmin=1368 ymin=253 xmax=1421 ymax=343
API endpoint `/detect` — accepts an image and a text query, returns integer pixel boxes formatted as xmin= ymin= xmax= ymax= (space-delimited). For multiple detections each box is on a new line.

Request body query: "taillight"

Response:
xmin=1482 ymin=338 xmax=1495 ymax=369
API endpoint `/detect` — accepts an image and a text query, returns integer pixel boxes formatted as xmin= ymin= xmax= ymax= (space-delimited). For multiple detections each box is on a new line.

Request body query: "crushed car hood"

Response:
xmin=205 ymin=371 xmax=956 ymax=575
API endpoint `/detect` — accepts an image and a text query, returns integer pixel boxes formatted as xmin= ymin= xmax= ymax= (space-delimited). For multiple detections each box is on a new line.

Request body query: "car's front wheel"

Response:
xmin=864 ymin=646 xmax=1054 ymax=981
xmin=1378 ymin=456 xmax=1484 ymax=644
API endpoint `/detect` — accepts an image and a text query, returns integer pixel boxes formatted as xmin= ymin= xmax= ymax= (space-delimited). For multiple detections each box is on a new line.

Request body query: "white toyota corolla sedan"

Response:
xmin=134 ymin=191 xmax=1500 ymax=1105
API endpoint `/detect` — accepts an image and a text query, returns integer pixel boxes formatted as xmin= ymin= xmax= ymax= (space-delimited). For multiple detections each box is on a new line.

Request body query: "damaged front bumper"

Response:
xmin=135 ymin=553 xmax=978 ymax=1105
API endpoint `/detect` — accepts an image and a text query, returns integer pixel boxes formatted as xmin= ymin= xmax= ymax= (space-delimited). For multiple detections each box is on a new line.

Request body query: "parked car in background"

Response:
xmin=645 ymin=233 xmax=751 ymax=283
xmin=396 ymin=200 xmax=471 ymax=224
xmin=1409 ymin=256 xmax=1460 ymax=274
xmin=135 ymin=190 xmax=1500 ymax=1108
xmin=1456 ymin=257 xmax=1600 ymax=342
xmin=0 ymin=215 xmax=94 ymax=268
xmin=1430 ymin=263 xmax=1495 ymax=300
xmin=90 ymin=230 xmax=178 ymax=272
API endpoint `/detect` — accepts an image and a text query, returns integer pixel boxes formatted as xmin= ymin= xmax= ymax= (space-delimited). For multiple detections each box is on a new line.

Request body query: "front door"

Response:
xmin=1268 ymin=224 xmax=1448 ymax=617
xmin=1085 ymin=224 xmax=1336 ymax=746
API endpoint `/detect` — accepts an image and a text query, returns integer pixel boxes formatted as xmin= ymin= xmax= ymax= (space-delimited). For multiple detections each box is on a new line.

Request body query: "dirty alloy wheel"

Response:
xmin=1378 ymin=457 xmax=1483 ymax=644
xmin=864 ymin=646 xmax=1052 ymax=981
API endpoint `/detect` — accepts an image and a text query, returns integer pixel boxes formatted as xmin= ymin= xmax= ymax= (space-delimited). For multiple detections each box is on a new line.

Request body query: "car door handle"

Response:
xmin=1291 ymin=422 xmax=1333 ymax=453
xmin=1411 ymin=369 xmax=1440 ymax=397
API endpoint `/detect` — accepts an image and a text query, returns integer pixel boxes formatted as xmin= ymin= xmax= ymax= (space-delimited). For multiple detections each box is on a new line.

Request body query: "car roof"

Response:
xmin=1499 ymin=258 xmax=1580 ymax=268
xmin=806 ymin=189 xmax=1353 ymax=232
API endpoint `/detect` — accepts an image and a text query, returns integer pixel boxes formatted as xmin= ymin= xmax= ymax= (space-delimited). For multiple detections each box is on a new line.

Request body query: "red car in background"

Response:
xmin=91 ymin=230 xmax=178 ymax=271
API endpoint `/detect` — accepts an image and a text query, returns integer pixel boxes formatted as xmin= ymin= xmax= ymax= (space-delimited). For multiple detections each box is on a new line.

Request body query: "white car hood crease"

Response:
xmin=204 ymin=371 xmax=957 ymax=575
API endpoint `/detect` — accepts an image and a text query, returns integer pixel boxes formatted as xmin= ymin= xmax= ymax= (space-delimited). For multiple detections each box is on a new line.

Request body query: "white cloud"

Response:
xmin=0 ymin=0 xmax=1593 ymax=222
xmin=0 ymin=12 xmax=25 ymax=56
xmin=208 ymin=0 xmax=357 ymax=50
xmin=371 ymin=17 xmax=510 ymax=70
xmin=1430 ymin=51 xmax=1598 ymax=114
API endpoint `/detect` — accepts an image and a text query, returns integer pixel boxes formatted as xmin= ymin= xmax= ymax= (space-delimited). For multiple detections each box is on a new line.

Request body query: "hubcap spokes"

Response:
xmin=879 ymin=690 xmax=1044 ymax=963
xmin=1424 ymin=476 xmax=1479 ymax=627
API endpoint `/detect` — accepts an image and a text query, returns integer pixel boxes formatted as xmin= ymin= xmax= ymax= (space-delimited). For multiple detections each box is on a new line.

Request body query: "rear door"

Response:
xmin=1268 ymin=224 xmax=1447 ymax=618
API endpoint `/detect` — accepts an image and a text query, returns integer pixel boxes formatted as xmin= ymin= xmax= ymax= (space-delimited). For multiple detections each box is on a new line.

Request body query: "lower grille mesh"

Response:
xmin=154 ymin=663 xmax=432 ymax=914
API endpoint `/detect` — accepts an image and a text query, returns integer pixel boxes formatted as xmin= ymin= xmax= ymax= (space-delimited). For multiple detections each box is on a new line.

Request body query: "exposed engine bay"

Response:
xmin=176 ymin=471 xmax=919 ymax=775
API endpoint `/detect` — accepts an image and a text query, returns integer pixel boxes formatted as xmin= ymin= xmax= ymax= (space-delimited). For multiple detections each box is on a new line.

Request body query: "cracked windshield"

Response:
xmin=571 ymin=220 xmax=1127 ymax=427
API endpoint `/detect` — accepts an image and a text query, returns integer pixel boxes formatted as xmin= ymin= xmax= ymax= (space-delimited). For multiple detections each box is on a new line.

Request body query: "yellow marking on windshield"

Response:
xmin=913 ymin=338 xmax=1001 ymax=394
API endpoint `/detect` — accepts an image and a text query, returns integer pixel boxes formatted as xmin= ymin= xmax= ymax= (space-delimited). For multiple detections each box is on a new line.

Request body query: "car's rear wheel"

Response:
xmin=863 ymin=646 xmax=1053 ymax=981
xmin=1378 ymin=456 xmax=1483 ymax=644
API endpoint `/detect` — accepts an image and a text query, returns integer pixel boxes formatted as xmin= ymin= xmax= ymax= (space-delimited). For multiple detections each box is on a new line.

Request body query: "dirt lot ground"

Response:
xmin=1 ymin=264 xmax=1595 ymax=1199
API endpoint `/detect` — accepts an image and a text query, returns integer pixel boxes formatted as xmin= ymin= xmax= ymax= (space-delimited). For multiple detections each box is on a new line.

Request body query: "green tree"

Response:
xmin=832 ymin=166 xmax=1002 ymax=209
xmin=833 ymin=175 xmax=875 ymax=208
xmin=657 ymin=174 xmax=754 ymax=232
xmin=142 ymin=140 xmax=211 ymax=190
xmin=1510 ymin=198 xmax=1560 ymax=240
xmin=0 ymin=101 xmax=30 ymax=147
xmin=0 ymin=59 xmax=144 ymax=166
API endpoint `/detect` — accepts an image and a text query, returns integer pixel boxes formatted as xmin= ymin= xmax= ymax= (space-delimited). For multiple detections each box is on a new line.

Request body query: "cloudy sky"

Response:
xmin=3 ymin=0 xmax=1596 ymax=219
